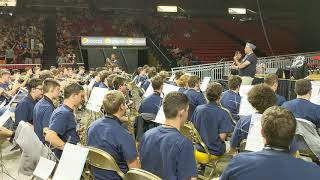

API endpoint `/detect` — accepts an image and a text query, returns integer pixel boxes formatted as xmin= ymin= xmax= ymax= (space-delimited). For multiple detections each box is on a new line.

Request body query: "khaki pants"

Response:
xmin=241 ymin=76 xmax=254 ymax=85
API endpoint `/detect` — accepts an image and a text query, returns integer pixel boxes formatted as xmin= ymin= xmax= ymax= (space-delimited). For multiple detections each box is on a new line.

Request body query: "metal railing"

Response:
xmin=171 ymin=51 xmax=320 ymax=81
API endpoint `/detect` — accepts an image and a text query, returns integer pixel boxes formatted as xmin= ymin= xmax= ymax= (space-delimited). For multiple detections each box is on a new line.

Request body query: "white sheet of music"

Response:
xmin=0 ymin=109 xmax=12 ymax=127
xmin=200 ymin=77 xmax=211 ymax=92
xmin=154 ymin=106 xmax=165 ymax=124
xmin=239 ymin=95 xmax=256 ymax=116
xmin=0 ymin=99 xmax=6 ymax=109
xmin=86 ymin=87 xmax=109 ymax=112
xmin=310 ymin=82 xmax=320 ymax=105
xmin=52 ymin=143 xmax=89 ymax=180
xmin=169 ymin=74 xmax=175 ymax=81
xmin=239 ymin=85 xmax=252 ymax=97
xmin=144 ymin=83 xmax=180 ymax=98
xmin=33 ymin=157 xmax=56 ymax=180
xmin=87 ymin=78 xmax=96 ymax=90
xmin=245 ymin=114 xmax=264 ymax=152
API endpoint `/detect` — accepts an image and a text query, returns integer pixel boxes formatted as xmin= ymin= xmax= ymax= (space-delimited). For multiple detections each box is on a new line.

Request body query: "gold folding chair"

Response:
xmin=82 ymin=146 xmax=125 ymax=180
xmin=180 ymin=121 xmax=221 ymax=180
xmin=124 ymin=168 xmax=161 ymax=180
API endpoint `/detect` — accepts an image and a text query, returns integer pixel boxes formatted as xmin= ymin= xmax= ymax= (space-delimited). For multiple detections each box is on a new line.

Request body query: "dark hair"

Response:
xmin=151 ymin=76 xmax=164 ymax=90
xmin=148 ymin=69 xmax=157 ymax=79
xmin=264 ymin=74 xmax=278 ymax=87
xmin=99 ymin=70 xmax=111 ymax=82
xmin=295 ymin=79 xmax=312 ymax=96
xmin=188 ymin=75 xmax=200 ymax=88
xmin=107 ymin=74 xmax=117 ymax=87
xmin=175 ymin=71 xmax=184 ymax=80
xmin=43 ymin=79 xmax=60 ymax=93
xmin=12 ymin=69 xmax=20 ymax=74
xmin=103 ymin=90 xmax=125 ymax=115
xmin=228 ymin=75 xmax=242 ymax=90
xmin=137 ymin=67 xmax=143 ymax=74
xmin=27 ymin=78 xmax=43 ymax=92
xmin=64 ymin=83 xmax=84 ymax=99
xmin=113 ymin=76 xmax=126 ymax=90
xmin=39 ymin=70 xmax=54 ymax=80
xmin=206 ymin=83 xmax=222 ymax=102
xmin=51 ymin=69 xmax=59 ymax=76
xmin=163 ymin=92 xmax=189 ymax=119
xmin=248 ymin=84 xmax=276 ymax=114
xmin=262 ymin=106 xmax=297 ymax=148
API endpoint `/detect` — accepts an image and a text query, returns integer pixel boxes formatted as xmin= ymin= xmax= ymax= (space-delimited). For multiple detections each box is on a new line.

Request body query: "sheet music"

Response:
xmin=0 ymin=100 xmax=6 ymax=109
xmin=200 ymin=77 xmax=211 ymax=92
xmin=245 ymin=114 xmax=264 ymax=152
xmin=154 ymin=106 xmax=165 ymax=124
xmin=144 ymin=83 xmax=180 ymax=98
xmin=33 ymin=157 xmax=56 ymax=180
xmin=239 ymin=85 xmax=252 ymax=97
xmin=6 ymin=89 xmax=22 ymax=107
xmin=310 ymin=82 xmax=320 ymax=105
xmin=0 ymin=109 xmax=12 ymax=127
xmin=169 ymin=74 xmax=175 ymax=81
xmin=86 ymin=87 xmax=109 ymax=112
xmin=239 ymin=95 xmax=256 ymax=116
xmin=87 ymin=78 xmax=96 ymax=90
xmin=52 ymin=143 xmax=89 ymax=180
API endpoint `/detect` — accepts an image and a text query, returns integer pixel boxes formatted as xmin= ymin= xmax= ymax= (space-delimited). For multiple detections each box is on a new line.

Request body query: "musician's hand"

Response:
xmin=0 ymin=127 xmax=13 ymax=138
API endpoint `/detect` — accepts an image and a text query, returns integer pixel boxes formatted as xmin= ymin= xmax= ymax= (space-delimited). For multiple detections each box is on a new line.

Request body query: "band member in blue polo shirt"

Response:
xmin=139 ymin=76 xmax=163 ymax=115
xmin=33 ymin=79 xmax=60 ymax=143
xmin=45 ymin=83 xmax=85 ymax=159
xmin=282 ymin=79 xmax=320 ymax=128
xmin=87 ymin=90 xmax=140 ymax=180
xmin=264 ymin=74 xmax=286 ymax=106
xmin=140 ymin=92 xmax=197 ymax=180
xmin=135 ymin=67 xmax=147 ymax=84
xmin=221 ymin=107 xmax=320 ymax=180
xmin=15 ymin=78 xmax=43 ymax=127
xmin=184 ymin=75 xmax=207 ymax=120
xmin=141 ymin=68 xmax=157 ymax=91
xmin=221 ymin=75 xmax=242 ymax=121
xmin=98 ymin=70 xmax=111 ymax=89
xmin=0 ymin=69 xmax=20 ymax=103
xmin=176 ymin=74 xmax=190 ymax=93
xmin=192 ymin=83 xmax=233 ymax=156
xmin=232 ymin=42 xmax=258 ymax=85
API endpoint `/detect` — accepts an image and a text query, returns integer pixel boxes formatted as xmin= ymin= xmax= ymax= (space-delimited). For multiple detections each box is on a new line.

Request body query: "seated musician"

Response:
xmin=221 ymin=75 xmax=242 ymax=121
xmin=0 ymin=69 xmax=20 ymax=103
xmin=135 ymin=67 xmax=147 ymax=84
xmin=98 ymin=70 xmax=110 ymax=89
xmin=33 ymin=79 xmax=60 ymax=143
xmin=138 ymin=75 xmax=163 ymax=115
xmin=113 ymin=76 xmax=127 ymax=94
xmin=140 ymin=92 xmax=197 ymax=180
xmin=264 ymin=74 xmax=286 ymax=106
xmin=87 ymin=90 xmax=140 ymax=180
xmin=45 ymin=83 xmax=85 ymax=159
xmin=221 ymin=106 xmax=320 ymax=180
xmin=141 ymin=68 xmax=157 ymax=91
xmin=176 ymin=74 xmax=190 ymax=93
xmin=192 ymin=83 xmax=233 ymax=156
xmin=171 ymin=71 xmax=184 ymax=86
xmin=14 ymin=78 xmax=43 ymax=127
xmin=92 ymin=71 xmax=101 ymax=88
xmin=184 ymin=75 xmax=207 ymax=119
xmin=106 ymin=74 xmax=117 ymax=91
xmin=282 ymin=79 xmax=320 ymax=128
xmin=230 ymin=84 xmax=298 ymax=154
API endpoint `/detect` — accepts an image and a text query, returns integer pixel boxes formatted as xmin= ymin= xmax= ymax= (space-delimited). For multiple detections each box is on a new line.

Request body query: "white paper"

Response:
xmin=52 ymin=143 xmax=89 ymax=180
xmin=86 ymin=87 xmax=109 ymax=112
xmin=154 ymin=106 xmax=165 ymax=124
xmin=0 ymin=109 xmax=12 ymax=127
xmin=239 ymin=85 xmax=252 ymax=97
xmin=169 ymin=74 xmax=175 ymax=81
xmin=0 ymin=100 xmax=6 ymax=109
xmin=245 ymin=114 xmax=264 ymax=152
xmin=87 ymin=79 xmax=96 ymax=90
xmin=33 ymin=157 xmax=56 ymax=180
xmin=310 ymin=83 xmax=320 ymax=105
xmin=144 ymin=83 xmax=180 ymax=98
xmin=239 ymin=95 xmax=256 ymax=116
xmin=200 ymin=77 xmax=211 ymax=92
xmin=137 ymin=81 xmax=142 ymax=87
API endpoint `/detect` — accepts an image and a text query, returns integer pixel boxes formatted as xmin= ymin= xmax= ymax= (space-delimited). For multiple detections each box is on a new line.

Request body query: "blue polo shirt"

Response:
xmin=221 ymin=90 xmax=241 ymax=121
xmin=140 ymin=126 xmax=197 ymax=180
xmin=49 ymin=104 xmax=79 ymax=159
xmin=87 ymin=115 xmax=137 ymax=180
xmin=220 ymin=149 xmax=320 ymax=180
xmin=230 ymin=115 xmax=298 ymax=153
xmin=191 ymin=102 xmax=233 ymax=155
xmin=142 ymin=80 xmax=150 ymax=91
xmin=282 ymin=98 xmax=320 ymax=128
xmin=184 ymin=89 xmax=207 ymax=119
xmin=139 ymin=93 xmax=162 ymax=115
xmin=0 ymin=82 xmax=9 ymax=103
xmin=33 ymin=96 xmax=55 ymax=143
xmin=137 ymin=75 xmax=147 ymax=84
xmin=15 ymin=94 xmax=37 ymax=126
xmin=93 ymin=81 xmax=100 ymax=88
xmin=178 ymin=87 xmax=187 ymax=93
xmin=276 ymin=94 xmax=286 ymax=106
xmin=98 ymin=82 xmax=108 ymax=89
xmin=239 ymin=53 xmax=257 ymax=77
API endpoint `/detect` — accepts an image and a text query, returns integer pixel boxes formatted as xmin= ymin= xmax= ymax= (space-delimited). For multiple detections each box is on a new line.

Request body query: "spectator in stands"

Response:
xmin=282 ymin=79 xmax=320 ymax=128
xmin=176 ymin=74 xmax=190 ymax=93
xmin=232 ymin=43 xmax=258 ymax=85
xmin=192 ymin=83 xmax=233 ymax=157
xmin=184 ymin=75 xmax=207 ymax=119
xmin=221 ymin=106 xmax=320 ymax=180
xmin=221 ymin=75 xmax=242 ymax=121
xmin=139 ymin=76 xmax=163 ymax=115
xmin=140 ymin=92 xmax=197 ymax=180
xmin=264 ymin=74 xmax=286 ymax=106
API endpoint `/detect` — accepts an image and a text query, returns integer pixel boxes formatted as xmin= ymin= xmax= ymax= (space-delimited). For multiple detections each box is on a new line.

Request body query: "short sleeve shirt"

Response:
xmin=221 ymin=90 xmax=241 ymax=121
xmin=138 ymin=93 xmax=162 ymax=115
xmin=239 ymin=53 xmax=257 ymax=77
xmin=15 ymin=94 xmax=37 ymax=126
